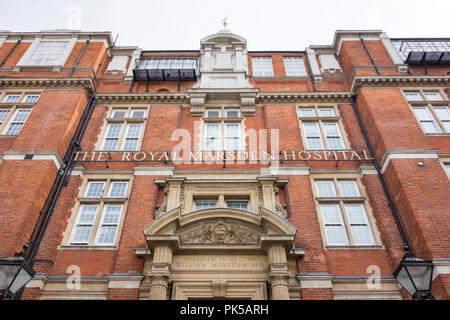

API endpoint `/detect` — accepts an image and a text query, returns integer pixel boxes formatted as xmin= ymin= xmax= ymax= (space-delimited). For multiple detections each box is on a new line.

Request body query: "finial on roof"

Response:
xmin=221 ymin=16 xmax=229 ymax=30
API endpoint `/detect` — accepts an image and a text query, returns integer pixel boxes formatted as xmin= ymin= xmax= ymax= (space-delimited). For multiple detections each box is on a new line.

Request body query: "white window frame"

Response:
xmin=0 ymin=91 xmax=40 ymax=135
xmin=16 ymin=36 xmax=78 ymax=70
xmin=251 ymin=57 xmax=274 ymax=77
xmin=298 ymin=105 xmax=347 ymax=150
xmin=94 ymin=204 xmax=124 ymax=246
xmin=405 ymin=89 xmax=450 ymax=134
xmin=226 ymin=200 xmax=249 ymax=211
xmin=283 ymin=56 xmax=307 ymax=77
xmin=194 ymin=200 xmax=218 ymax=210
xmin=314 ymin=178 xmax=377 ymax=247
xmin=65 ymin=177 xmax=132 ymax=247
xmin=2 ymin=108 xmax=31 ymax=135
xmin=85 ymin=181 xmax=106 ymax=198
xmin=98 ymin=106 xmax=149 ymax=151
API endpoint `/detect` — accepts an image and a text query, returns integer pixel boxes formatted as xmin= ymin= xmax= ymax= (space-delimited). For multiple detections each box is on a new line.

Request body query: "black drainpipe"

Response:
xmin=68 ymin=36 xmax=91 ymax=78
xmin=359 ymin=35 xmax=381 ymax=76
xmin=350 ymin=95 xmax=412 ymax=254
xmin=304 ymin=50 xmax=317 ymax=92
xmin=0 ymin=36 xmax=23 ymax=68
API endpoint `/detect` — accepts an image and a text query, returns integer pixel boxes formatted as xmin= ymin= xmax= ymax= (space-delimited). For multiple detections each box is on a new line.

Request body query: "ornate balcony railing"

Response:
xmin=133 ymin=57 xmax=198 ymax=81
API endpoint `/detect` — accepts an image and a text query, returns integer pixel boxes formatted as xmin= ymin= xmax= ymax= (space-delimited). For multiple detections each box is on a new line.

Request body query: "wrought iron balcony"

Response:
xmin=133 ymin=57 xmax=198 ymax=82
xmin=391 ymin=39 xmax=450 ymax=65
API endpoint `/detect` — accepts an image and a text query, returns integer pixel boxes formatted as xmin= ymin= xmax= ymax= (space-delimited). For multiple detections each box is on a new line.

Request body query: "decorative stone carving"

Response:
xmin=180 ymin=220 xmax=259 ymax=244
xmin=257 ymin=186 xmax=264 ymax=209
xmin=179 ymin=186 xmax=185 ymax=212
xmin=155 ymin=204 xmax=167 ymax=218
xmin=275 ymin=202 xmax=288 ymax=219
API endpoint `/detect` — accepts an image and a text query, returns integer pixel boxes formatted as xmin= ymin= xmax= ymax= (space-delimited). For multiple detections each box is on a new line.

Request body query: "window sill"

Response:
xmin=202 ymin=117 xmax=243 ymax=122
xmin=105 ymin=117 xmax=146 ymax=123
xmin=325 ymin=245 xmax=383 ymax=250
xmin=0 ymin=135 xmax=18 ymax=138
xmin=0 ymin=102 xmax=34 ymax=107
xmin=13 ymin=65 xmax=63 ymax=73
xmin=316 ymin=196 xmax=366 ymax=202
xmin=425 ymin=133 xmax=450 ymax=136
xmin=299 ymin=116 xmax=340 ymax=121
xmin=78 ymin=197 xmax=128 ymax=203
xmin=59 ymin=245 xmax=117 ymax=250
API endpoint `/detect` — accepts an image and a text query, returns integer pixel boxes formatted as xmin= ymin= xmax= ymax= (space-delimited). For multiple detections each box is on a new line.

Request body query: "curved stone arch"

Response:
xmin=142 ymin=207 xmax=299 ymax=300
xmin=200 ymin=30 xmax=247 ymax=46
xmin=143 ymin=206 xmax=297 ymax=244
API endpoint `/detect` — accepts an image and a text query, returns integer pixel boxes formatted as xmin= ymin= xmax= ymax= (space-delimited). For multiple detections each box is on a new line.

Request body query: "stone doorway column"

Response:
xmin=266 ymin=243 xmax=290 ymax=300
xmin=147 ymin=243 xmax=175 ymax=300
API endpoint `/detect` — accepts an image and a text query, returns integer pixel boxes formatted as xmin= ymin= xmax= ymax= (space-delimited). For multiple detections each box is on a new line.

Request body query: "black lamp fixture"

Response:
xmin=394 ymin=252 xmax=434 ymax=300
xmin=0 ymin=253 xmax=35 ymax=300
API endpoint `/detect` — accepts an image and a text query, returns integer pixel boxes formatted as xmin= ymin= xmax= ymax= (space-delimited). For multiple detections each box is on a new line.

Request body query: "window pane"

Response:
xmin=72 ymin=225 xmax=93 ymax=243
xmin=316 ymin=181 xmax=337 ymax=197
xmin=424 ymin=92 xmax=443 ymax=101
xmin=97 ymin=225 xmax=118 ymax=245
xmin=319 ymin=108 xmax=335 ymax=117
xmin=205 ymin=123 xmax=220 ymax=150
xmin=338 ymin=181 xmax=360 ymax=197
xmin=85 ymin=182 xmax=105 ymax=197
xmin=323 ymin=122 xmax=344 ymax=149
xmin=299 ymin=108 xmax=316 ymax=117
xmin=23 ymin=95 xmax=40 ymax=103
xmin=6 ymin=123 xmax=22 ymax=135
xmin=413 ymin=107 xmax=433 ymax=120
xmin=206 ymin=109 xmax=221 ymax=118
xmin=109 ymin=182 xmax=128 ymax=197
xmin=12 ymin=109 xmax=31 ymax=122
xmin=405 ymin=92 xmax=423 ymax=101
xmin=106 ymin=124 xmax=122 ymax=138
xmin=103 ymin=124 xmax=122 ymax=150
xmin=0 ymin=109 xmax=9 ymax=124
xmin=421 ymin=121 xmax=441 ymax=133
xmin=3 ymin=95 xmax=20 ymax=103
xmin=225 ymin=109 xmax=240 ymax=118
xmin=226 ymin=201 xmax=249 ymax=211
xmin=434 ymin=107 xmax=450 ymax=121
xmin=78 ymin=205 xmax=98 ymax=224
xmin=283 ymin=57 xmax=307 ymax=77
xmin=325 ymin=225 xmax=348 ymax=245
xmin=304 ymin=122 xmax=324 ymax=149
xmin=321 ymin=204 xmax=348 ymax=245
xmin=28 ymin=41 xmax=68 ymax=66
xmin=252 ymin=57 xmax=274 ymax=77
xmin=195 ymin=201 xmax=217 ymax=210
xmin=131 ymin=109 xmax=146 ymax=118
xmin=123 ymin=123 xmax=142 ymax=150
xmin=112 ymin=110 xmax=127 ymax=119
xmin=102 ymin=205 xmax=122 ymax=224
xmin=345 ymin=204 xmax=374 ymax=245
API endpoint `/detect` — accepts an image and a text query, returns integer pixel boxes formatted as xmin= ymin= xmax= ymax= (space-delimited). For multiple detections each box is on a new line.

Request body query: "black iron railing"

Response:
xmin=391 ymin=38 xmax=450 ymax=65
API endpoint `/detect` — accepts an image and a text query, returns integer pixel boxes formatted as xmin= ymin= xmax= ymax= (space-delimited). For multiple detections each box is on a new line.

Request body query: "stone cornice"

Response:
xmin=95 ymin=93 xmax=188 ymax=104
xmin=258 ymin=92 xmax=352 ymax=103
xmin=350 ymin=75 xmax=450 ymax=95
xmin=0 ymin=77 xmax=94 ymax=93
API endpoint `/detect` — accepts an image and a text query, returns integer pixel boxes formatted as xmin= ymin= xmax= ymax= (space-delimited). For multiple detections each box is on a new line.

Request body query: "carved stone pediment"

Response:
xmin=180 ymin=219 xmax=259 ymax=244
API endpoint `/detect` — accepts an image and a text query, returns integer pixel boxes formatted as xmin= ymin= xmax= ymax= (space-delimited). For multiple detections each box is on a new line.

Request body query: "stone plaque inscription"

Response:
xmin=172 ymin=255 xmax=268 ymax=272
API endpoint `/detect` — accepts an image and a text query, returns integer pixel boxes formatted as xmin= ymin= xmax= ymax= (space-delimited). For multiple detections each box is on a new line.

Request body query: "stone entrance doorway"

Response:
xmin=137 ymin=207 xmax=301 ymax=300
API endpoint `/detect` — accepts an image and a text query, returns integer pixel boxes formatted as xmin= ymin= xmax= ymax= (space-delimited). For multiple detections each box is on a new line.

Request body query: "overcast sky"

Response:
xmin=1 ymin=0 xmax=449 ymax=51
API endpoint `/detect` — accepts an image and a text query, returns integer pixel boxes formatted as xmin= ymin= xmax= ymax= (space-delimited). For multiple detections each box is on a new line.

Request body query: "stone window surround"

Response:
xmin=310 ymin=173 xmax=383 ymax=249
xmin=95 ymin=105 xmax=150 ymax=151
xmin=14 ymin=35 xmax=79 ymax=73
xmin=200 ymin=104 xmax=245 ymax=152
xmin=0 ymin=90 xmax=41 ymax=136
xmin=297 ymin=103 xmax=351 ymax=151
xmin=60 ymin=173 xmax=133 ymax=249
xmin=402 ymin=88 xmax=450 ymax=135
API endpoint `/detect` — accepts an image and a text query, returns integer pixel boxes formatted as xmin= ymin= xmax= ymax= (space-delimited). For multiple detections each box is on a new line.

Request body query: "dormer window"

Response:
xmin=28 ymin=41 xmax=69 ymax=66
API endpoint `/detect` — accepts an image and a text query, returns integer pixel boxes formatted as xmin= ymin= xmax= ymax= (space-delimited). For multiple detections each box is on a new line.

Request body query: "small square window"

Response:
xmin=316 ymin=181 xmax=337 ymax=197
xmin=226 ymin=200 xmax=249 ymax=211
xmin=318 ymin=108 xmax=335 ymax=117
xmin=338 ymin=181 xmax=360 ymax=197
xmin=194 ymin=200 xmax=217 ymax=210
xmin=299 ymin=108 xmax=316 ymax=117
xmin=112 ymin=110 xmax=127 ymax=119
xmin=405 ymin=92 xmax=424 ymax=101
xmin=3 ymin=95 xmax=20 ymax=103
xmin=108 ymin=182 xmax=128 ymax=198
xmin=206 ymin=109 xmax=221 ymax=118
xmin=23 ymin=95 xmax=40 ymax=103
xmin=423 ymin=92 xmax=443 ymax=101
xmin=225 ymin=109 xmax=240 ymax=118
xmin=85 ymin=181 xmax=105 ymax=198
xmin=131 ymin=109 xmax=146 ymax=118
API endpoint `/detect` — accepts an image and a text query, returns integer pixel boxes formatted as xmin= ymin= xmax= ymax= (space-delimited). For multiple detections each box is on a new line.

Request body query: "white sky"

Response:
xmin=1 ymin=0 xmax=449 ymax=51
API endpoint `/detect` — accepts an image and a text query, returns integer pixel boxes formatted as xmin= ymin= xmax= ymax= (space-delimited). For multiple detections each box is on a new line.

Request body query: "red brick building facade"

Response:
xmin=0 ymin=29 xmax=449 ymax=300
